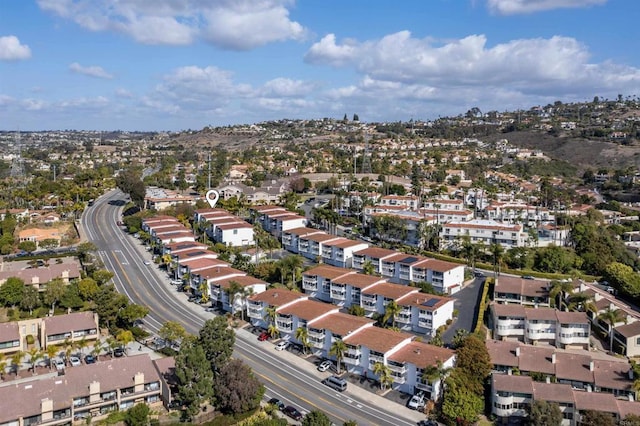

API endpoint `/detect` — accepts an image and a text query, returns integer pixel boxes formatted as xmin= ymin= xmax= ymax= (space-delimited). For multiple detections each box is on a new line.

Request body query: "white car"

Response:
xmin=53 ymin=358 xmax=65 ymax=371
xmin=317 ymin=360 xmax=332 ymax=372
xmin=275 ymin=341 xmax=290 ymax=351
xmin=408 ymin=394 xmax=426 ymax=410
xmin=69 ymin=356 xmax=81 ymax=367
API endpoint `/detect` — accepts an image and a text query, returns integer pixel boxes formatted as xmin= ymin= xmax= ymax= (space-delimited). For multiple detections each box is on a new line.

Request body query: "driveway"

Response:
xmin=442 ymin=277 xmax=485 ymax=344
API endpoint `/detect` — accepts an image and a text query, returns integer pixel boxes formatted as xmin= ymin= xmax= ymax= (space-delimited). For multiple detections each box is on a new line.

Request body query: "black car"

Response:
xmin=84 ymin=355 xmax=96 ymax=364
xmin=114 ymin=347 xmax=125 ymax=357
xmin=268 ymin=398 xmax=285 ymax=411
xmin=283 ymin=405 xmax=302 ymax=421
xmin=417 ymin=421 xmax=438 ymax=426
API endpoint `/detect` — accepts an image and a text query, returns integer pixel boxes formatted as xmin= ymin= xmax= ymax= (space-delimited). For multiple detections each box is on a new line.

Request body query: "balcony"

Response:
xmin=322 ymin=248 xmax=332 ymax=257
xmin=302 ymin=278 xmax=318 ymax=291
xmin=418 ymin=318 xmax=432 ymax=329
xmin=309 ymin=336 xmax=325 ymax=347
xmin=369 ymin=353 xmax=384 ymax=364
xmin=210 ymin=288 xmax=221 ymax=301
xmin=388 ymin=362 xmax=406 ymax=374
xmin=247 ymin=306 xmax=263 ymax=319
xmin=396 ymin=313 xmax=412 ymax=324
xmin=344 ymin=351 xmax=361 ymax=365
xmin=308 ymin=328 xmax=324 ymax=339
xmin=331 ymin=290 xmax=347 ymax=300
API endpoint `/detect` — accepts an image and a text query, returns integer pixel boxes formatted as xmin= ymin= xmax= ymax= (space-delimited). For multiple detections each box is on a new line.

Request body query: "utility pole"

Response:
xmin=207 ymin=152 xmax=212 ymax=190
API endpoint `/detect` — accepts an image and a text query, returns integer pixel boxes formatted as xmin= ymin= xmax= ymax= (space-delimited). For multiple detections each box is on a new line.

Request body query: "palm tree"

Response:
xmin=421 ymin=360 xmax=451 ymax=401
xmin=63 ymin=338 xmax=74 ymax=365
xmin=295 ymin=327 xmax=310 ymax=355
xmin=489 ymin=243 xmax=504 ymax=277
xmin=373 ymin=362 xmax=393 ymax=391
xmin=267 ymin=323 xmax=280 ymax=340
xmin=91 ymin=341 xmax=104 ymax=359
xmin=329 ymin=339 xmax=347 ymax=374
xmin=549 ymin=280 xmax=574 ymax=310
xmin=382 ymin=300 xmax=402 ymax=328
xmin=46 ymin=344 xmax=59 ymax=371
xmin=226 ymin=280 xmax=243 ymax=315
xmin=598 ymin=307 xmax=627 ymax=354
xmin=567 ymin=292 xmax=597 ymax=314
xmin=116 ymin=330 xmax=134 ymax=354
xmin=362 ymin=260 xmax=376 ymax=275
xmin=26 ymin=347 xmax=42 ymax=373
xmin=10 ymin=351 xmax=23 ymax=376
xmin=75 ymin=337 xmax=89 ymax=360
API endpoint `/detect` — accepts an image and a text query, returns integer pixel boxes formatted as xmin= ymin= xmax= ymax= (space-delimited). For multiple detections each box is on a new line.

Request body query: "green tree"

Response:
xmin=159 ymin=321 xmax=187 ymax=348
xmin=94 ymin=285 xmax=128 ymax=329
xmin=382 ymin=300 xmax=402 ymax=328
xmin=117 ymin=304 xmax=150 ymax=328
xmin=421 ymin=360 xmax=451 ymax=401
xmin=44 ymin=278 xmax=66 ymax=312
xmin=454 ymin=334 xmax=491 ymax=394
xmin=579 ymin=410 xmax=615 ymax=426
xmin=362 ymin=260 xmax=375 ymax=275
xmin=372 ymin=362 xmax=393 ymax=390
xmin=18 ymin=240 xmax=37 ymax=253
xmin=527 ymin=400 xmax=562 ymax=426
xmin=441 ymin=374 xmax=484 ymax=425
xmin=60 ymin=283 xmax=84 ymax=310
xmin=26 ymin=347 xmax=42 ymax=373
xmin=295 ymin=326 xmax=310 ymax=355
xmin=92 ymin=269 xmax=115 ymax=286
xmin=175 ymin=338 xmax=214 ymax=420
xmin=20 ymin=285 xmax=41 ymax=315
xmin=125 ymin=403 xmax=150 ymax=426
xmin=329 ymin=339 xmax=347 ymax=374
xmin=77 ymin=277 xmax=99 ymax=300
xmin=548 ymin=280 xmax=574 ymax=310
xmin=598 ymin=307 xmax=627 ymax=354
xmin=213 ymin=359 xmax=264 ymax=414
xmin=0 ymin=277 xmax=25 ymax=307
xmin=199 ymin=316 xmax=235 ymax=375
xmin=302 ymin=411 xmax=332 ymax=426
xmin=39 ymin=238 xmax=59 ymax=250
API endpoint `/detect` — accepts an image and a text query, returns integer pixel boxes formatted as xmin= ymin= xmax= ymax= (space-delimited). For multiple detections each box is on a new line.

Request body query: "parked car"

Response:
xmin=522 ymin=275 xmax=534 ymax=280
xmin=84 ymin=355 xmax=96 ymax=364
xmin=317 ymin=360 xmax=332 ymax=372
xmin=417 ymin=420 xmax=438 ymax=426
xmin=258 ymin=332 xmax=270 ymax=341
xmin=143 ymin=260 xmax=151 ymax=265
xmin=113 ymin=347 xmax=125 ymax=357
xmin=53 ymin=358 xmax=65 ymax=371
xmin=283 ymin=406 xmax=303 ymax=421
xmin=268 ymin=398 xmax=285 ymax=411
xmin=69 ymin=356 xmax=82 ymax=367
xmin=275 ymin=341 xmax=290 ymax=351
xmin=408 ymin=393 xmax=426 ymax=410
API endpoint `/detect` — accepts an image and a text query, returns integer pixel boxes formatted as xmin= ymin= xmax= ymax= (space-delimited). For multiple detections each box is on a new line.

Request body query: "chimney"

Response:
xmin=589 ymin=360 xmax=594 ymax=372
xmin=507 ymin=368 xmax=512 ymax=375
xmin=545 ymin=376 xmax=551 ymax=384
xmin=551 ymin=353 xmax=556 ymax=364
xmin=629 ymin=368 xmax=634 ymax=381
xmin=515 ymin=347 xmax=520 ymax=357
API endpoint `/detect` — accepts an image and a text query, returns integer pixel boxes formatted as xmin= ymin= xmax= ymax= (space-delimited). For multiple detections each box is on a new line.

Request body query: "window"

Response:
xmin=233 ymin=229 xmax=238 ymax=235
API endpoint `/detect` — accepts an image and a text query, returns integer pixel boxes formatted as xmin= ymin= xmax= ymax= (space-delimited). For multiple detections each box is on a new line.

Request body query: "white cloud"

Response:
xmin=486 ymin=0 xmax=607 ymax=15
xmin=37 ymin=0 xmax=306 ymax=49
xmin=305 ymin=31 xmax=640 ymax=96
xmin=261 ymin=78 xmax=315 ymax=97
xmin=115 ymin=88 xmax=133 ymax=98
xmin=69 ymin=62 xmax=114 ymax=79
xmin=0 ymin=35 xmax=32 ymax=61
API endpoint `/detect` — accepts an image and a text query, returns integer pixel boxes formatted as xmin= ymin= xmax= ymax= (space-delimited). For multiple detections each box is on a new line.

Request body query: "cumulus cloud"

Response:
xmin=305 ymin=31 xmax=640 ymax=95
xmin=0 ymin=35 xmax=31 ymax=61
xmin=261 ymin=78 xmax=315 ymax=97
xmin=486 ymin=0 xmax=607 ymax=15
xmin=69 ymin=62 xmax=114 ymax=79
xmin=37 ymin=0 xmax=306 ymax=49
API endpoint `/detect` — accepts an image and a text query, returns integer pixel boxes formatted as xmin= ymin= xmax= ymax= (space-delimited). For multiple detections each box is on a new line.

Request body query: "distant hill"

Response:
xmin=486 ymin=130 xmax=640 ymax=171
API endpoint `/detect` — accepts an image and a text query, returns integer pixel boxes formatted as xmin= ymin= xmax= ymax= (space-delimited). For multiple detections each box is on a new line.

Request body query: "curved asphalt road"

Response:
xmin=81 ymin=190 xmax=419 ymax=426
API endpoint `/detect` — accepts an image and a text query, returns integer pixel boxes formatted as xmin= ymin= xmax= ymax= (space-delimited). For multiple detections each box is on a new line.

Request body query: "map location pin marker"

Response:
xmin=205 ymin=189 xmax=220 ymax=208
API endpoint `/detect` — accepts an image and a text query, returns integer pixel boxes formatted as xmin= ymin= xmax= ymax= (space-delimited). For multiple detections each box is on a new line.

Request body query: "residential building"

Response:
xmin=281 ymin=227 xmax=324 ymax=253
xmin=392 ymin=255 xmax=465 ymax=295
xmin=493 ymin=276 xmax=550 ymax=307
xmin=247 ymin=288 xmax=307 ymax=330
xmin=302 ymin=265 xmax=357 ymax=302
xmin=144 ymin=186 xmax=198 ymax=210
xmin=0 ymin=261 xmax=81 ymax=290
xmin=0 ymin=355 xmax=164 ymax=426
xmin=395 ymin=294 xmax=455 ymax=337
xmin=487 ymin=340 xmax=635 ymax=399
xmin=319 ymin=237 xmax=369 ymax=268
xmin=440 ymin=219 xmax=525 ymax=249
xmin=491 ymin=303 xmax=590 ymax=349
xmin=491 ymin=373 xmax=640 ymax=426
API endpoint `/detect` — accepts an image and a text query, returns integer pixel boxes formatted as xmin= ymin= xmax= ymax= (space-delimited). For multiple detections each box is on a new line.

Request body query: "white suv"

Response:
xmin=408 ymin=393 xmax=426 ymax=410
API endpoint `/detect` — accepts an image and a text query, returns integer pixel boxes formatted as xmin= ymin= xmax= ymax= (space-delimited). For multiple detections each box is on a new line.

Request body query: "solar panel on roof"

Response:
xmin=422 ymin=298 xmax=439 ymax=307
xmin=401 ymin=256 xmax=419 ymax=264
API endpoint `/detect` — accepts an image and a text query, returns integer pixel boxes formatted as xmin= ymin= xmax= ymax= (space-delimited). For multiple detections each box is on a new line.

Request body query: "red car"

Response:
xmin=258 ymin=332 xmax=269 ymax=341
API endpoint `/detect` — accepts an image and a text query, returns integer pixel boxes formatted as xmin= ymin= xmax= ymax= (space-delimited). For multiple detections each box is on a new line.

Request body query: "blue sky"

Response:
xmin=1 ymin=0 xmax=639 ymax=131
